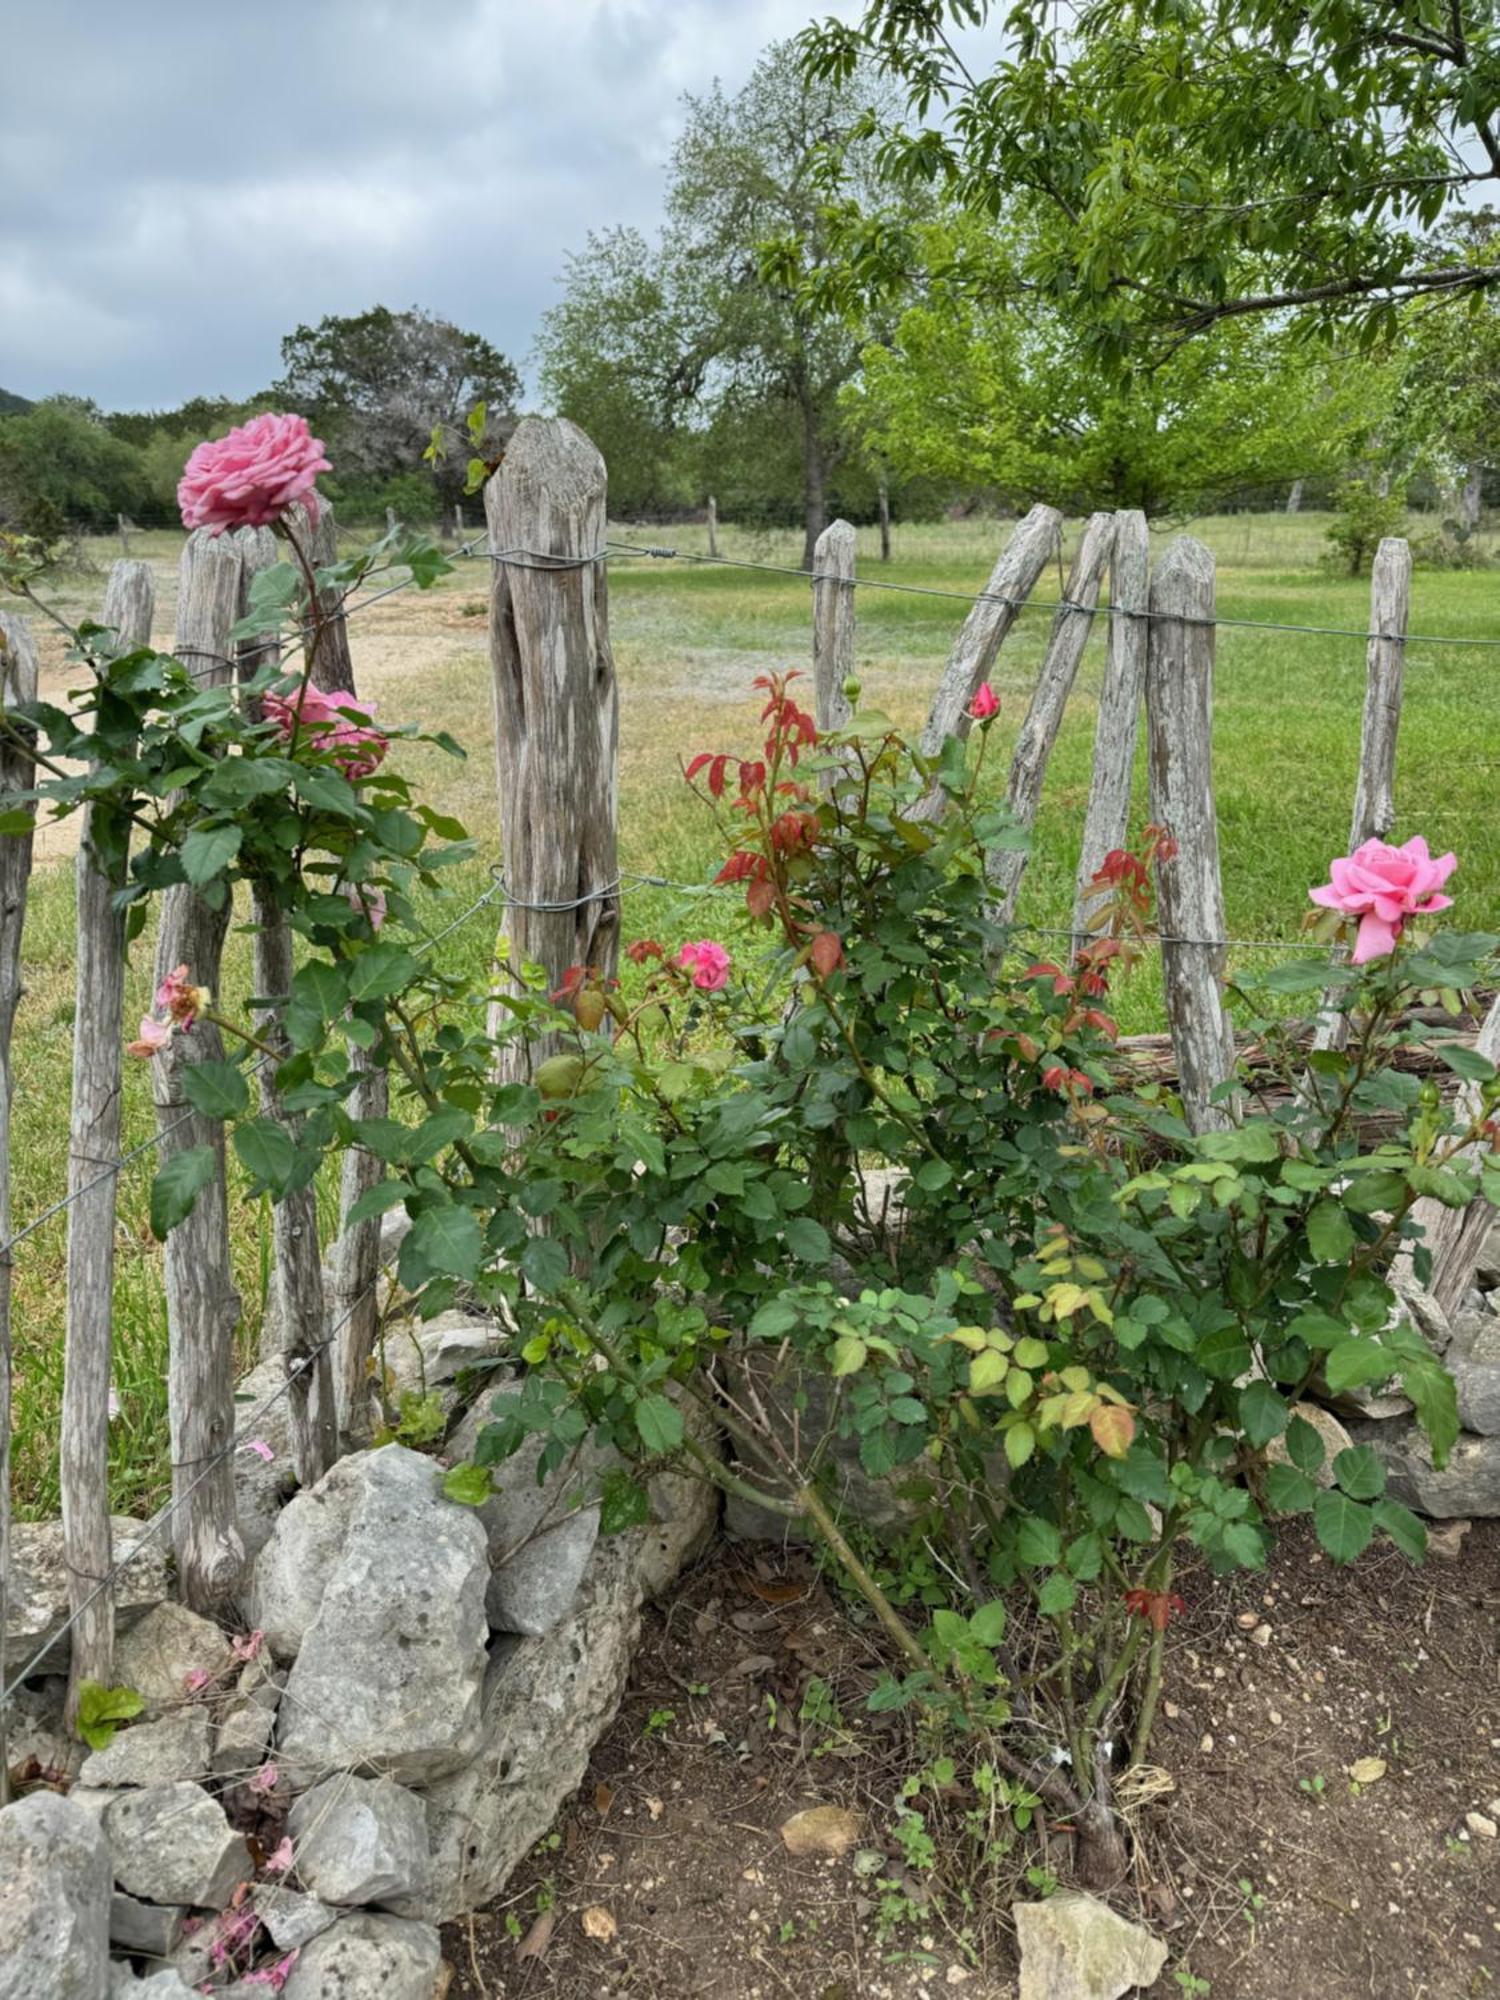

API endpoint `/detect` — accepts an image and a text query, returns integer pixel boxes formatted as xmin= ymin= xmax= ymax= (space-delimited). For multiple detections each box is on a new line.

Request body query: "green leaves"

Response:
xmin=149 ymin=1145 xmax=217 ymax=1240
xmin=76 ymin=1680 xmax=145 ymax=1752
xmin=442 ymin=1462 xmax=493 ymax=1507
xmin=1238 ymin=1380 xmax=1288 ymax=1448
xmin=179 ymin=820 xmax=243 ymax=886
xmin=634 ymin=1395 xmax=684 ymax=1455
xmin=600 ymin=1467 xmax=653 ymax=1535
xmin=180 ymin=1060 xmax=250 ymax=1121
xmin=407 ymin=1203 xmax=482 ymax=1281
xmin=346 ymin=944 xmax=422 ymax=1005
xmin=1313 ymin=1489 xmax=1375 ymax=1565
xmin=1306 ymin=1200 xmax=1355 ymax=1264
xmin=233 ymin=1118 xmax=300 ymax=1198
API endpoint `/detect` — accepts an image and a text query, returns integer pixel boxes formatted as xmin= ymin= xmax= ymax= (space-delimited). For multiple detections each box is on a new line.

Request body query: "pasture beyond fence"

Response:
xmin=1 ymin=415 xmax=1497 ymax=1773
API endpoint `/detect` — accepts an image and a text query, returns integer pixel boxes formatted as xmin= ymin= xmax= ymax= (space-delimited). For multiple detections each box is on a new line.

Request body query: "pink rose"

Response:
xmin=263 ymin=685 xmax=387 ymax=781
xmin=677 ymin=940 xmax=731 ymax=992
xmin=178 ymin=413 xmax=331 ymax=535
xmin=969 ymin=682 xmax=999 ymax=721
xmin=1310 ymin=835 xmax=1456 ymax=963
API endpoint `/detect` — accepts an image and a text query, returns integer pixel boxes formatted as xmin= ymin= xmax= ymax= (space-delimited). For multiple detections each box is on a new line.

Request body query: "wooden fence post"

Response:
xmin=237 ymin=530 xmax=339 ymax=1482
xmin=916 ymin=504 xmax=1061 ymax=783
xmin=59 ymin=565 xmax=153 ymax=1720
xmin=1146 ymin=537 xmax=1236 ymax=1133
xmin=0 ymin=610 xmax=38 ymax=1785
xmin=1313 ymin=536 xmax=1412 ymax=1054
xmin=153 ymin=531 xmax=246 ymax=1610
xmin=1397 ymin=995 xmax=1500 ymax=1316
xmin=485 ymin=417 xmax=620 ymax=1081
xmin=1072 ymin=511 xmax=1149 ymax=951
xmin=706 ymin=496 xmax=718 ymax=558
xmin=812 ymin=519 xmax=856 ymax=735
xmin=289 ymin=500 xmax=355 ymax=693
xmin=877 ymin=471 xmax=891 ymax=564
xmin=987 ymin=512 xmax=1115 ymax=920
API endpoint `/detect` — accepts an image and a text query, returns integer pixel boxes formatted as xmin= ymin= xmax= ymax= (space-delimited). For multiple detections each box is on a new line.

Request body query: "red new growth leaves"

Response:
xmin=809 ymin=931 xmax=843 ymax=977
xmin=1124 ymin=1587 xmax=1186 ymax=1632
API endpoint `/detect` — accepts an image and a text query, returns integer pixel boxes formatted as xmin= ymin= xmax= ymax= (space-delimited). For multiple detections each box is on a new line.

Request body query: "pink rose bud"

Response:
xmin=969 ymin=683 xmax=999 ymax=722
xmin=676 ymin=940 xmax=731 ymax=992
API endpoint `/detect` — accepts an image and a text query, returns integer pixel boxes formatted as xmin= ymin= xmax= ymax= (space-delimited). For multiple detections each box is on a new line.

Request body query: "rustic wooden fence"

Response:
xmin=0 ymin=421 xmax=1493 ymax=1749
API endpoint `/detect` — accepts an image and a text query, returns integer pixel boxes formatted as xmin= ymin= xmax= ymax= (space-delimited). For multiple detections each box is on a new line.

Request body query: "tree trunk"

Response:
xmin=800 ymin=406 xmax=828 ymax=574
xmin=1285 ymin=479 xmax=1304 ymax=515
xmin=706 ymin=496 xmax=719 ymax=559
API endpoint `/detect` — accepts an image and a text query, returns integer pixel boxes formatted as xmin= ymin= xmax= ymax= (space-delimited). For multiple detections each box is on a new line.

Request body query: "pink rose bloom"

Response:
xmin=263 ymin=685 xmax=388 ymax=780
xmin=1310 ymin=835 xmax=1457 ymax=962
xmin=127 ymin=1013 xmax=172 ymax=1059
xmin=677 ymin=940 xmax=731 ymax=992
xmin=969 ymin=682 xmax=999 ymax=721
xmin=178 ymin=413 xmax=331 ymax=534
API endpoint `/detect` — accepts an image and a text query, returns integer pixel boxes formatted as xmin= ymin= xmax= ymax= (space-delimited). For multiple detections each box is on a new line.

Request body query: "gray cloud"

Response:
xmin=2 ymin=0 xmax=857 ymax=410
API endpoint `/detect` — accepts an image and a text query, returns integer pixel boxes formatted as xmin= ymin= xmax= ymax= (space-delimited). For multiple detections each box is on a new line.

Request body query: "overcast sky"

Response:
xmin=1 ymin=0 xmax=864 ymax=412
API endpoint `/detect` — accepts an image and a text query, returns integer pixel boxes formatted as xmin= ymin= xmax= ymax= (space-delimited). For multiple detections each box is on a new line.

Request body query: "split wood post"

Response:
xmin=59 ymin=565 xmax=153 ymax=1721
xmin=706 ymin=495 xmax=719 ymax=558
xmin=152 ymin=530 xmax=246 ymax=1610
xmin=1286 ymin=479 xmax=1304 ymax=515
xmin=1146 ymin=537 xmax=1236 ymax=1133
xmin=987 ymin=511 xmax=1115 ymax=921
xmin=913 ymin=504 xmax=1061 ymax=820
xmin=1313 ymin=536 xmax=1411 ymax=1053
xmin=486 ymin=417 xmax=619 ymax=1083
xmin=812 ymin=518 xmax=857 ymax=735
xmin=0 ymin=611 xmax=38 ymax=1788
xmin=877 ymin=471 xmax=891 ymax=563
xmin=288 ymin=500 xmax=356 ymax=693
xmin=237 ymin=530 xmax=338 ymax=1483
xmin=1071 ymin=511 xmax=1150 ymax=952
xmin=1400 ymin=995 xmax=1500 ymax=1318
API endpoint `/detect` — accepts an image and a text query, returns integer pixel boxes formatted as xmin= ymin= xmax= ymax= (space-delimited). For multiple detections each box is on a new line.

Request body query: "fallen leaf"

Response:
xmin=743 ymin=1577 xmax=810 ymax=1605
xmin=581 ymin=1905 xmax=618 ymax=1942
xmin=515 ymin=1909 xmax=556 ymax=1960
xmin=728 ymin=1653 xmax=778 ymax=1679
xmin=593 ymin=1782 xmax=615 ymax=1818
xmin=1349 ymin=1757 xmax=1388 ymax=1785
xmin=780 ymin=1805 xmax=864 ymax=1857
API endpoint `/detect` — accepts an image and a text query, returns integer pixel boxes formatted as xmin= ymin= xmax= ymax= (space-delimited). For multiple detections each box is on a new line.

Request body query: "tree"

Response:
xmin=273 ymin=306 xmax=520 ymax=509
xmin=0 ymin=397 xmax=144 ymax=534
xmin=846 ymin=222 xmax=1398 ymax=515
xmin=539 ymin=42 xmax=918 ymax=567
xmin=801 ymin=0 xmax=1500 ymax=351
xmin=1391 ymin=213 xmax=1500 ymax=526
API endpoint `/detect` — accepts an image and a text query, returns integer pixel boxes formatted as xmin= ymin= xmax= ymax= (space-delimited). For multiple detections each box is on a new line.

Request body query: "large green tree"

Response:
xmin=801 ymin=1 xmax=1500 ymax=350
xmin=0 ymin=397 xmax=145 ymax=536
xmin=539 ymin=41 xmax=918 ymax=567
xmin=274 ymin=305 xmax=520 ymax=510
xmin=846 ymin=223 xmax=1398 ymax=514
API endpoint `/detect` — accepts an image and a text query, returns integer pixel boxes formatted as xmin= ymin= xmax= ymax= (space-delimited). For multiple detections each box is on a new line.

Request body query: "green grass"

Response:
xmin=2 ymin=508 xmax=1497 ymax=1518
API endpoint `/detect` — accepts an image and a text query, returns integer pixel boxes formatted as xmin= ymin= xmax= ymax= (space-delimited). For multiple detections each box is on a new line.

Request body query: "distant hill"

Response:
xmin=0 ymin=388 xmax=33 ymax=416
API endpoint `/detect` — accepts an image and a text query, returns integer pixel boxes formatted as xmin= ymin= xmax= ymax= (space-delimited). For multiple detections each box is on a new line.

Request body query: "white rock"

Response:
xmin=4 ymin=1679 xmax=84 ymax=1781
xmin=1266 ymin=1402 xmax=1354 ymax=1492
xmin=79 ymin=1709 xmax=211 ymax=1789
xmin=108 ymin=1969 xmax=198 ymax=1999
xmin=1014 ymin=1891 xmax=1168 ymax=2000
xmin=3 ymin=1520 xmax=169 ymax=1678
xmin=251 ymin=1883 xmax=338 ymax=1951
xmin=0 ymin=1791 xmax=112 ymax=2000
xmin=247 ymin=1449 xmax=370 ymax=1665
xmin=108 ymin=1890 xmax=187 ymax=1956
xmin=102 ymin=1783 xmax=251 ymax=1911
xmin=1348 ymin=1417 xmax=1500 ymax=1517
xmin=113 ymin=1603 xmax=232 ymax=1715
xmin=288 ymin=1775 xmax=429 ymax=1907
xmin=280 ymin=1911 xmax=442 ymax=1999
xmin=274 ymin=1446 xmax=489 ymax=1786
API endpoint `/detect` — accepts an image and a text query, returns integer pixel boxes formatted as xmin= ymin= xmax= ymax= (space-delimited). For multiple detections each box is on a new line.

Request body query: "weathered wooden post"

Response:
xmin=0 ymin=610 xmax=38 ymax=1785
xmin=706 ymin=495 xmax=719 ymax=558
xmin=987 ymin=512 xmax=1115 ymax=919
xmin=152 ymin=531 xmax=246 ymax=1609
xmin=238 ymin=530 xmax=338 ymax=1482
xmin=287 ymin=500 xmax=356 ymax=693
xmin=1313 ymin=535 xmax=1411 ymax=1054
xmin=812 ymin=518 xmax=856 ymax=735
xmin=877 ymin=471 xmax=891 ymax=564
xmin=914 ymin=504 xmax=1061 ymax=819
xmin=486 ymin=418 xmax=619 ymax=1082
xmin=1072 ymin=512 xmax=1150 ymax=951
xmin=59 ymin=565 xmax=153 ymax=1718
xmin=1400 ymin=997 xmax=1500 ymax=1317
xmin=1146 ymin=538 xmax=1235 ymax=1133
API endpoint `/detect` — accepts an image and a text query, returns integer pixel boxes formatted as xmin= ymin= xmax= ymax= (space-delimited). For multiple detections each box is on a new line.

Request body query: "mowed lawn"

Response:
xmin=2 ymin=510 xmax=1497 ymax=1517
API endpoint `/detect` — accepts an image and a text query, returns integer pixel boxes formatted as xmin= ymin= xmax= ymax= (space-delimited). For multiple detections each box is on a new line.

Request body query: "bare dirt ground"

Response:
xmin=445 ymin=1524 xmax=1500 ymax=2000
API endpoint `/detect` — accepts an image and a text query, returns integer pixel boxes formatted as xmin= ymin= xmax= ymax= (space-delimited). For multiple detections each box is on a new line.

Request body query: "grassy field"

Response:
xmin=2 ymin=508 xmax=1497 ymax=1518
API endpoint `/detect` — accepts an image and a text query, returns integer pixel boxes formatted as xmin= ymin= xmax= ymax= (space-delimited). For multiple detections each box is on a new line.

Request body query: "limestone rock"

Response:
xmin=0 ymin=1791 xmax=112 ymax=2000
xmin=79 ymin=1709 xmax=211 ymax=1789
xmin=1448 ymin=1312 xmax=1500 ymax=1436
xmin=274 ymin=1446 xmax=489 ymax=1785
xmin=103 ymin=1783 xmax=251 ymax=1911
xmin=251 ymin=1883 xmax=338 ymax=1950
xmin=288 ymin=1775 xmax=429 ymax=1907
xmin=108 ymin=1969 xmax=198 ymax=1999
xmin=113 ymin=1603 xmax=232 ymax=1715
xmin=3 ymin=1519 xmax=168 ymax=1678
xmin=1013 ymin=1891 xmax=1168 ymax=2000
xmin=1266 ymin=1402 xmax=1354 ymax=1492
xmin=1348 ymin=1415 xmax=1500 ymax=1517
xmin=232 ymin=1358 xmax=299 ymax=1567
xmin=386 ymin=1308 xmax=509 ymax=1390
xmin=247 ymin=1448 xmax=369 ymax=1665
xmin=212 ymin=1659 xmax=280 ymax=1777
xmin=280 ymin=1911 xmax=443 ymax=1999
xmin=109 ymin=1890 xmax=186 ymax=1956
